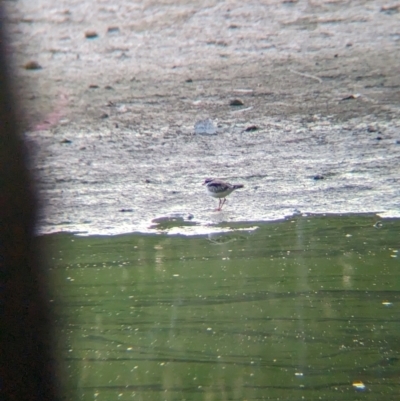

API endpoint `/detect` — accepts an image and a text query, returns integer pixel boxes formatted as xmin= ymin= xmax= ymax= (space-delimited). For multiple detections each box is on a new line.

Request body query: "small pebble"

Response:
xmin=313 ymin=174 xmax=324 ymax=180
xmin=24 ymin=60 xmax=42 ymax=70
xmin=244 ymin=125 xmax=258 ymax=132
xmin=230 ymin=98 xmax=244 ymax=106
xmin=341 ymin=93 xmax=361 ymax=101
xmin=85 ymin=31 xmax=98 ymax=39
xmin=107 ymin=26 xmax=120 ymax=34
xmin=381 ymin=4 xmax=400 ymax=14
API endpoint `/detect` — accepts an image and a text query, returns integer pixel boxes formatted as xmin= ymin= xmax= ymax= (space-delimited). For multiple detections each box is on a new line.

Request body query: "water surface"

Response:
xmin=47 ymin=215 xmax=400 ymax=400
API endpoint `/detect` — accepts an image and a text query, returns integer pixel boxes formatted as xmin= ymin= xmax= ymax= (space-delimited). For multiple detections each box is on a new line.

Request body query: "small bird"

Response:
xmin=203 ymin=178 xmax=244 ymax=211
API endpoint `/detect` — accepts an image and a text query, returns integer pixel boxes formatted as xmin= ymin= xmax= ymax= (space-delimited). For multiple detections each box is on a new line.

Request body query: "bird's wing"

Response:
xmin=207 ymin=180 xmax=231 ymax=192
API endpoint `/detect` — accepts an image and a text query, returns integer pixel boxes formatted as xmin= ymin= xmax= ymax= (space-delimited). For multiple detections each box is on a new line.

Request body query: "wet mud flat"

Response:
xmin=5 ymin=0 xmax=400 ymax=234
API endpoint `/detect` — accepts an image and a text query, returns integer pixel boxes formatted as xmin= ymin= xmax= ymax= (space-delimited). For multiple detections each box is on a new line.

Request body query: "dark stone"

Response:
xmin=107 ymin=26 xmax=120 ymax=34
xmin=85 ymin=30 xmax=98 ymax=39
xmin=24 ymin=60 xmax=42 ymax=70
xmin=230 ymin=98 xmax=244 ymax=106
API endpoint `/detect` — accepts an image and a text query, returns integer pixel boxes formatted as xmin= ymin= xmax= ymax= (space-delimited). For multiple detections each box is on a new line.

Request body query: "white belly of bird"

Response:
xmin=207 ymin=187 xmax=234 ymax=199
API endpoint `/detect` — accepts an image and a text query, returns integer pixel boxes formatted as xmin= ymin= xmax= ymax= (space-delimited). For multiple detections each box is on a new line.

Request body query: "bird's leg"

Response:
xmin=215 ymin=198 xmax=223 ymax=211
xmin=220 ymin=198 xmax=227 ymax=210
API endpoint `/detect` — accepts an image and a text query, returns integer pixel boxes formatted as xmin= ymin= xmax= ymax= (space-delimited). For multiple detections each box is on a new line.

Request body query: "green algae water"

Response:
xmin=46 ymin=215 xmax=400 ymax=400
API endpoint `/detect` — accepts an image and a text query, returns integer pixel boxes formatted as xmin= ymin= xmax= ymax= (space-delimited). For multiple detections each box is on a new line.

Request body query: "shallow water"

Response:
xmin=47 ymin=215 xmax=400 ymax=400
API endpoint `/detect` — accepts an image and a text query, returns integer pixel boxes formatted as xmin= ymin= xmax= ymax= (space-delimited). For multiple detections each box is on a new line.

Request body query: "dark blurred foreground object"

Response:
xmin=0 ymin=4 xmax=59 ymax=401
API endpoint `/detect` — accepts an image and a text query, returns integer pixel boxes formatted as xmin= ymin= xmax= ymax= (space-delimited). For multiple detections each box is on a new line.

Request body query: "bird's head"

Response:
xmin=202 ymin=178 xmax=214 ymax=185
